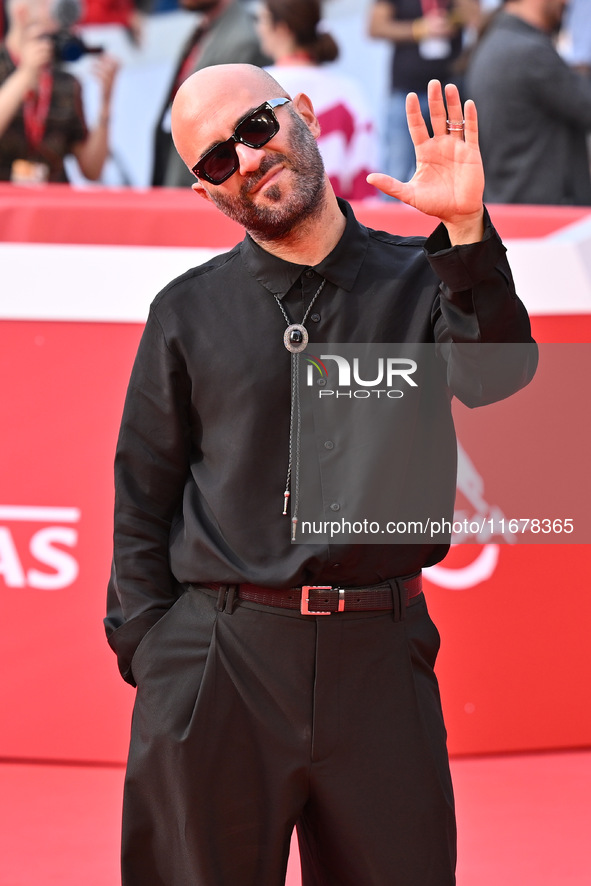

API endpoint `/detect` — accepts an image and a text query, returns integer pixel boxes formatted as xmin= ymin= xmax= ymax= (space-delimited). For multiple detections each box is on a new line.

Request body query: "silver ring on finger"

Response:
xmin=446 ymin=119 xmax=465 ymax=133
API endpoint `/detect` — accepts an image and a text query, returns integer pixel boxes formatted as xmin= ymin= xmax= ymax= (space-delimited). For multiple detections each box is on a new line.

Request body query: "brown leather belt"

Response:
xmin=206 ymin=573 xmax=422 ymax=615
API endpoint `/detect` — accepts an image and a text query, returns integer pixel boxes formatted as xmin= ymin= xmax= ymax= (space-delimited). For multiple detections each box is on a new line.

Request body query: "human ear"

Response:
xmin=191 ymin=181 xmax=214 ymax=203
xmin=292 ymin=93 xmax=321 ymax=139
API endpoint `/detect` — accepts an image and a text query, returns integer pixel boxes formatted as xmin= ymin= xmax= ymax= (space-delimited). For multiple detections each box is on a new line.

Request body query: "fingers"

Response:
xmin=463 ymin=98 xmax=479 ymax=147
xmin=92 ymin=55 xmax=120 ymax=90
xmin=405 ymin=91 xmax=430 ymax=148
xmin=413 ymin=80 xmax=478 ymax=144
xmin=20 ymin=33 xmax=53 ymax=78
xmin=366 ymin=172 xmax=407 ymax=200
xmin=442 ymin=82 xmax=465 ymax=142
xmin=428 ymin=80 xmax=448 ymax=139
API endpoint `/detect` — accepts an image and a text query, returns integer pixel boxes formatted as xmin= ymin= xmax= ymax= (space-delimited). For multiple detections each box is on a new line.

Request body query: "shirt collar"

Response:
xmin=240 ymin=198 xmax=369 ymax=299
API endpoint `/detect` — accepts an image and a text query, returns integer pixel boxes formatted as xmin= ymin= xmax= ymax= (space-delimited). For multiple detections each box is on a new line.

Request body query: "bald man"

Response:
xmin=106 ymin=64 xmax=537 ymax=886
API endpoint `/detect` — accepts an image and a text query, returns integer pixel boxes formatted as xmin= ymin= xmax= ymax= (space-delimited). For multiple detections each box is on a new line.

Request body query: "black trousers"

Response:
xmin=121 ymin=585 xmax=456 ymax=885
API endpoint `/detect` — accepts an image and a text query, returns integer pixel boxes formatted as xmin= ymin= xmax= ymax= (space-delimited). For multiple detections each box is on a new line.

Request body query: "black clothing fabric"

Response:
xmin=465 ymin=11 xmax=591 ymax=205
xmin=380 ymin=0 xmax=464 ymax=93
xmin=121 ymin=585 xmax=456 ymax=886
xmin=105 ymin=199 xmax=536 ymax=686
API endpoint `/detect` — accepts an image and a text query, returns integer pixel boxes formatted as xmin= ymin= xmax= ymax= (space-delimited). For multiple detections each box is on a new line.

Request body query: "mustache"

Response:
xmin=241 ymin=155 xmax=291 ymax=196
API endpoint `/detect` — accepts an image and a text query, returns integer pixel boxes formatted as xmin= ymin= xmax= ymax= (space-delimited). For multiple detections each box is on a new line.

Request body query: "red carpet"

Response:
xmin=1 ymin=751 xmax=589 ymax=885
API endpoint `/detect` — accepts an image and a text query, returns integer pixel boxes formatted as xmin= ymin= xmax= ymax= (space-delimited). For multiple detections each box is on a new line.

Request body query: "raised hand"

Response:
xmin=19 ymin=27 xmax=53 ymax=89
xmin=92 ymin=54 xmax=120 ymax=107
xmin=367 ymin=79 xmax=485 ymax=244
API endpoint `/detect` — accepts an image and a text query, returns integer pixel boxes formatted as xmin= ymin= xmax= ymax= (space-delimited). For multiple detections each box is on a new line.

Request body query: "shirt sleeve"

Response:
xmin=423 ymin=209 xmax=538 ymax=407
xmin=104 ymin=306 xmax=192 ymax=685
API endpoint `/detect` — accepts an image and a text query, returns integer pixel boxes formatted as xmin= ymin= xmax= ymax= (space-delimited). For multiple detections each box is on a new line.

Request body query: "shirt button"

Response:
xmin=310 ymin=312 xmax=321 ymax=322
xmin=305 ymin=269 xmax=314 ymax=278
xmin=332 ymin=563 xmax=341 ymax=568
xmin=324 ymin=440 xmax=334 ymax=450
xmin=330 ymin=502 xmax=340 ymax=512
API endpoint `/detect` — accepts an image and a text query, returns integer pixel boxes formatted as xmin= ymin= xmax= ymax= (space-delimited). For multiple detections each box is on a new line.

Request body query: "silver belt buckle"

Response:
xmin=301 ymin=585 xmax=345 ymax=615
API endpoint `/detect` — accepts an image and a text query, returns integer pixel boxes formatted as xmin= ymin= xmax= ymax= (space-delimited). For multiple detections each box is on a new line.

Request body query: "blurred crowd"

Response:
xmin=0 ymin=0 xmax=590 ymax=204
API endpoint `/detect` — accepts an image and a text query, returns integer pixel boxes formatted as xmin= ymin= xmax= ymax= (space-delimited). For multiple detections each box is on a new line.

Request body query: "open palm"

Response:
xmin=368 ymin=81 xmax=485 ymax=241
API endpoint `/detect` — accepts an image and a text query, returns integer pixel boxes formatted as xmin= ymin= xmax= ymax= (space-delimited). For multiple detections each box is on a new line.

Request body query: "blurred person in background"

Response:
xmin=0 ymin=0 xmax=118 ymax=182
xmin=465 ymin=0 xmax=591 ymax=204
xmin=152 ymin=0 xmax=269 ymax=187
xmin=368 ymin=0 xmax=481 ymax=184
xmin=256 ymin=0 xmax=379 ymax=200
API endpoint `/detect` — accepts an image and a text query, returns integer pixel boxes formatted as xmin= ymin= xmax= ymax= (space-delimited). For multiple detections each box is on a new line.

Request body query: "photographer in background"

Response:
xmin=0 ymin=0 xmax=119 ymax=182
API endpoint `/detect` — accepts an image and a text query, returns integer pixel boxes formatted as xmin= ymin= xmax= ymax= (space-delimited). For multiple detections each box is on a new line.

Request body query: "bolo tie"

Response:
xmin=273 ymin=276 xmax=326 ymax=540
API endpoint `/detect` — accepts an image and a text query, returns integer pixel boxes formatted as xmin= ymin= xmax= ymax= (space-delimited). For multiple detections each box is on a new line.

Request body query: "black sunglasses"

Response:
xmin=191 ymin=97 xmax=291 ymax=185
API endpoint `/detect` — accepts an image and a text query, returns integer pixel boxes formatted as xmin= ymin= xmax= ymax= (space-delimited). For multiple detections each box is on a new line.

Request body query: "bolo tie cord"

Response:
xmin=274 ymin=277 xmax=326 ymax=540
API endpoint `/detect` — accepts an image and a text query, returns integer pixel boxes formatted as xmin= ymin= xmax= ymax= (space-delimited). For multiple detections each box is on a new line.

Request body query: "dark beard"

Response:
xmin=207 ymin=109 xmax=327 ymax=242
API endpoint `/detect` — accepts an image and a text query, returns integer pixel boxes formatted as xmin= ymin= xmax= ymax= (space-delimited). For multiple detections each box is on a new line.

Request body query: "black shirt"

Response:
xmin=105 ymin=200 xmax=536 ymax=684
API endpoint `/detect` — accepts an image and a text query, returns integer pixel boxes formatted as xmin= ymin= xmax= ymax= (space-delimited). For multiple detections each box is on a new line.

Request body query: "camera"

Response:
xmin=47 ymin=0 xmax=103 ymax=63
xmin=49 ymin=29 xmax=103 ymax=63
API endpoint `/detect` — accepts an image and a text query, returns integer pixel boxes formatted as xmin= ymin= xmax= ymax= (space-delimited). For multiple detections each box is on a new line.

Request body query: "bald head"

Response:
xmin=171 ymin=64 xmax=290 ymax=173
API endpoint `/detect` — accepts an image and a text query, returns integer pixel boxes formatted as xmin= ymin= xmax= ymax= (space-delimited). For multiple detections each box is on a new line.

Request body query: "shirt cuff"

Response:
xmin=104 ymin=609 xmax=169 ymax=686
xmin=423 ymin=208 xmax=508 ymax=291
